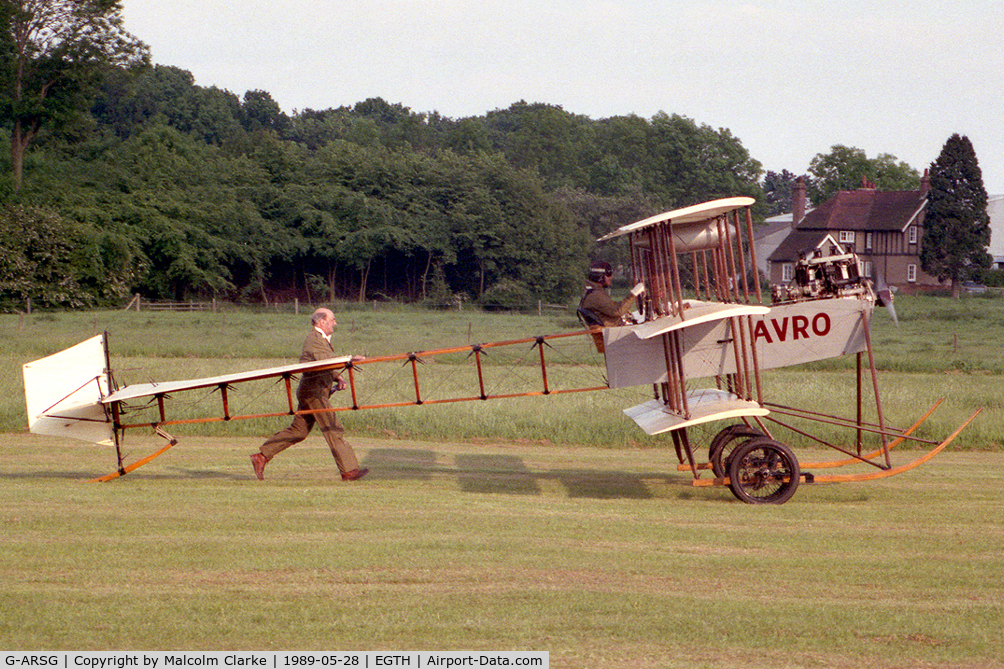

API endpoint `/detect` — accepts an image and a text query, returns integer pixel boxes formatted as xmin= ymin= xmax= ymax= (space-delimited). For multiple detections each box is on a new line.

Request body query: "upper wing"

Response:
xmin=597 ymin=197 xmax=756 ymax=242
xmin=101 ymin=356 xmax=353 ymax=404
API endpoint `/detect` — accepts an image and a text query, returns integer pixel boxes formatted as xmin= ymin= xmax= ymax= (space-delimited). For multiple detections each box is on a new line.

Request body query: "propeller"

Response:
xmin=874 ymin=270 xmax=899 ymax=326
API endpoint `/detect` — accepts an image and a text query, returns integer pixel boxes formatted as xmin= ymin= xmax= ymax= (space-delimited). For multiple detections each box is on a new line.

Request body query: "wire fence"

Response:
xmin=122 ymin=294 xmax=575 ymax=316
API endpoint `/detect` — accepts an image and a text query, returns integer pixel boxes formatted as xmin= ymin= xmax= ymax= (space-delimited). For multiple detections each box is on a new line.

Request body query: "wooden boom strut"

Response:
xmin=107 ymin=330 xmax=608 ymax=436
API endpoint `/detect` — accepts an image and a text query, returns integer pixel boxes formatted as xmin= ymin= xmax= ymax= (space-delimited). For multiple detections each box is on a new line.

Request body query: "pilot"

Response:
xmin=579 ymin=260 xmax=645 ymax=328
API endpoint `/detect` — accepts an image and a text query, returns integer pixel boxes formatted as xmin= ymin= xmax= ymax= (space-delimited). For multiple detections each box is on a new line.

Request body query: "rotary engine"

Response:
xmin=772 ymin=246 xmax=874 ymax=304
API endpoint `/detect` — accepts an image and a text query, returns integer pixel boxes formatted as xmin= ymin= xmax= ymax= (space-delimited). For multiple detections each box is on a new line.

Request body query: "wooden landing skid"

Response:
xmin=810 ymin=408 xmax=981 ymax=484
xmin=677 ymin=398 xmax=945 ymax=473
xmin=691 ymin=407 xmax=982 ymax=488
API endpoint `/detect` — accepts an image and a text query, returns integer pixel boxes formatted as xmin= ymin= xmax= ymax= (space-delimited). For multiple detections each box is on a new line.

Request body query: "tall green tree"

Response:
xmin=0 ymin=205 xmax=83 ymax=309
xmin=0 ymin=0 xmax=148 ymax=190
xmin=645 ymin=113 xmax=763 ymax=206
xmin=807 ymin=145 xmax=920 ymax=204
xmin=920 ymin=134 xmax=991 ymax=299
xmin=762 ymin=169 xmax=800 ymax=217
xmin=483 ymin=101 xmax=596 ymax=191
xmin=241 ymin=89 xmax=288 ymax=134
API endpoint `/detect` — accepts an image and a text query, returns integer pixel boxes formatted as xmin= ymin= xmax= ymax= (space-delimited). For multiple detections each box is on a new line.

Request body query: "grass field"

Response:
xmin=2 ymin=295 xmax=1004 ymax=665
xmin=2 ymin=435 xmax=1003 ymax=667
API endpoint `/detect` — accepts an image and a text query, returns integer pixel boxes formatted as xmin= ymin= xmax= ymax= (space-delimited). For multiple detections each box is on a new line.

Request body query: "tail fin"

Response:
xmin=22 ymin=334 xmax=115 ymax=445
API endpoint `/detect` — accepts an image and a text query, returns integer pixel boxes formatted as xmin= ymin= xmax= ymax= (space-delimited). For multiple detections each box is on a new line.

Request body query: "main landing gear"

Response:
xmin=707 ymin=424 xmax=800 ymax=505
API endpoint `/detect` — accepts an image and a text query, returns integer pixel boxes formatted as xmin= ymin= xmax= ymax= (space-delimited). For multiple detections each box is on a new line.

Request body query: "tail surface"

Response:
xmin=22 ymin=334 xmax=115 ymax=445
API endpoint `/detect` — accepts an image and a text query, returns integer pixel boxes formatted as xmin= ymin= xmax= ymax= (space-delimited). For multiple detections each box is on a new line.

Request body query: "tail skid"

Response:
xmin=90 ymin=427 xmax=178 ymax=483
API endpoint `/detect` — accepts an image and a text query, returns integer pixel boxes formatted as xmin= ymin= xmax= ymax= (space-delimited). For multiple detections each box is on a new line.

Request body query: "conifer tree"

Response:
xmin=920 ymin=134 xmax=990 ymax=298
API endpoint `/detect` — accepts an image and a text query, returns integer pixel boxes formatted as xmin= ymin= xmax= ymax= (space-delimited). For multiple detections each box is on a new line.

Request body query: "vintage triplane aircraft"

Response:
xmin=23 ymin=197 xmax=980 ymax=503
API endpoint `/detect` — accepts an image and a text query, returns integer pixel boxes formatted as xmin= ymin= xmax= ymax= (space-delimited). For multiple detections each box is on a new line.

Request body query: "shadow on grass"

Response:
xmin=0 ymin=446 xmax=705 ymax=501
xmin=362 ymin=447 xmax=682 ymax=500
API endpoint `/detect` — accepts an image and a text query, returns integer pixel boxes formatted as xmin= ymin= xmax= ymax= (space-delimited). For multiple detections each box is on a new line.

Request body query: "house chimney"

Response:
xmin=920 ymin=168 xmax=930 ymax=198
xmin=792 ymin=176 xmax=806 ymax=229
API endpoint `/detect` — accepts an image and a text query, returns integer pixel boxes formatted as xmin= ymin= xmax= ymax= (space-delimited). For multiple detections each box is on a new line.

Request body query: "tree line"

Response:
xmin=0 ymin=58 xmax=771 ymax=311
xmin=8 ymin=0 xmax=973 ymax=312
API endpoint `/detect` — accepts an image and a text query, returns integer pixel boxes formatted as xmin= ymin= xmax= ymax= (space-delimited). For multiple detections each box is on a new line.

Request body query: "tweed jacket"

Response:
xmin=296 ymin=328 xmax=338 ymax=400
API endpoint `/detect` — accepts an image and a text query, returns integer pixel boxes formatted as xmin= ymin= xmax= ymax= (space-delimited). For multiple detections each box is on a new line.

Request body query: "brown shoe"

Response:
xmin=341 ymin=468 xmax=369 ymax=481
xmin=250 ymin=453 xmax=268 ymax=480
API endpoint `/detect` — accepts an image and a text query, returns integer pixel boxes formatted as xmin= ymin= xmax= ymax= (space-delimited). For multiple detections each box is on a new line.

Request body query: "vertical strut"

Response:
xmin=745 ymin=206 xmax=763 ymax=303
xmin=473 ymin=345 xmax=487 ymax=399
xmin=536 ymin=337 xmax=550 ymax=395
xmin=111 ymin=401 xmax=125 ymax=475
xmin=102 ymin=332 xmax=125 ymax=475
xmin=347 ymin=362 xmax=359 ymax=409
xmin=218 ymin=385 xmax=230 ymax=420
xmin=722 ymin=215 xmax=740 ymax=302
xmin=732 ymin=210 xmax=752 ymax=304
xmin=661 ymin=333 xmax=680 ymax=412
xmin=666 ymin=222 xmax=686 ymax=319
xmin=748 ymin=315 xmax=764 ymax=405
xmin=727 ymin=317 xmax=745 ymax=399
xmin=283 ymin=374 xmax=294 ymax=414
xmin=409 ymin=353 xmax=423 ymax=404
xmin=672 ymin=330 xmax=689 ymax=417
xmin=861 ymin=310 xmax=890 ymax=468
xmin=856 ymin=352 xmax=863 ymax=454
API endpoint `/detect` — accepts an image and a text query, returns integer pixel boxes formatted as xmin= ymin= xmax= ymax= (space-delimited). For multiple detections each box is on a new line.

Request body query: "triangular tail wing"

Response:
xmin=22 ymin=334 xmax=115 ymax=445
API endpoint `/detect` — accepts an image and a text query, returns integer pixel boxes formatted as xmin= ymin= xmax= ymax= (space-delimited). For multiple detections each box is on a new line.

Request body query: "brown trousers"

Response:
xmin=260 ymin=394 xmax=360 ymax=474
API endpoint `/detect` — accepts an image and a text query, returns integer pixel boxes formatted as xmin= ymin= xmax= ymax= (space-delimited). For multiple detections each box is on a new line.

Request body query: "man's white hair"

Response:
xmin=311 ymin=308 xmax=332 ymax=326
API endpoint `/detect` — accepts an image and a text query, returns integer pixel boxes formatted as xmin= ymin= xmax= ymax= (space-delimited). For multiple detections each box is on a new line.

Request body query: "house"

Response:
xmin=985 ymin=195 xmax=1004 ymax=268
xmin=767 ymin=175 xmax=937 ymax=291
xmin=753 ymin=211 xmax=803 ymax=279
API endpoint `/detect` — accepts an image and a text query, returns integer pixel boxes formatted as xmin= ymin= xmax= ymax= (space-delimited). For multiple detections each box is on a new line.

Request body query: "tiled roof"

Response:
xmin=768 ymin=230 xmax=837 ymax=262
xmin=798 ymin=189 xmax=925 ymax=232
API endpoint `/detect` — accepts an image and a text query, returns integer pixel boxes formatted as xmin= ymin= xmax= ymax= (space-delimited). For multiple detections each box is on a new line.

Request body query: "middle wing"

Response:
xmin=602 ymin=297 xmax=870 ymax=389
xmin=603 ymin=297 xmax=872 ymax=435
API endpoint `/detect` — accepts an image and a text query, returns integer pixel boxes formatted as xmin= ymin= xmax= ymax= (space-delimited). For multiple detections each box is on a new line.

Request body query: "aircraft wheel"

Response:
xmin=727 ymin=437 xmax=800 ymax=505
xmin=708 ymin=424 xmax=764 ymax=478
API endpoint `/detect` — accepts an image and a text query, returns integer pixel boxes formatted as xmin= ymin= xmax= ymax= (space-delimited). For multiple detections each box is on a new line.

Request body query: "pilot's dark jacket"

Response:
xmin=579 ymin=280 xmax=636 ymax=327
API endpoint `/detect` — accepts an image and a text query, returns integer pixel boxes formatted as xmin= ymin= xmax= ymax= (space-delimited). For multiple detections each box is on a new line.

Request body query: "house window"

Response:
xmin=908 ymin=226 xmax=918 ymax=244
xmin=782 ymin=263 xmax=794 ymax=282
xmin=839 ymin=231 xmax=855 ymax=244
xmin=865 ymin=232 xmax=873 ymax=250
xmin=907 ymin=264 xmax=917 ymax=282
xmin=863 ymin=261 xmax=873 ymax=278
